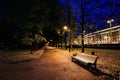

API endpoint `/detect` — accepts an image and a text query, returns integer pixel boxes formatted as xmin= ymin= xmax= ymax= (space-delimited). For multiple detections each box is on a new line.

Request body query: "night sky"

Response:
xmin=0 ymin=0 xmax=120 ymax=32
xmin=59 ymin=0 xmax=120 ymax=33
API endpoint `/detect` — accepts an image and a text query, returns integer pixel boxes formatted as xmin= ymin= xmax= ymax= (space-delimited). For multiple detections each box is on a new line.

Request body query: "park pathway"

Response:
xmin=0 ymin=46 xmax=106 ymax=80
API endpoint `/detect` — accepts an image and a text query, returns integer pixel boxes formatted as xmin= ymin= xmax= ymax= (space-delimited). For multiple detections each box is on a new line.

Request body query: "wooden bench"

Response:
xmin=71 ymin=53 xmax=98 ymax=69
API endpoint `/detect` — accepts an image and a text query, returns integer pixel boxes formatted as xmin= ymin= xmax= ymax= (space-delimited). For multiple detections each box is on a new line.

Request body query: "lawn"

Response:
xmin=0 ymin=49 xmax=44 ymax=63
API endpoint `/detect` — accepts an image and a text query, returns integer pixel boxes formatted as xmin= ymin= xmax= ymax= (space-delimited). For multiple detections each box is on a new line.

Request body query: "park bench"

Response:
xmin=71 ymin=53 xmax=98 ymax=69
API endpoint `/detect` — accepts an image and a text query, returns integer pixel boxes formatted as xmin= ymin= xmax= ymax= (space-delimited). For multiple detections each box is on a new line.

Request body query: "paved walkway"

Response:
xmin=0 ymin=46 xmax=107 ymax=80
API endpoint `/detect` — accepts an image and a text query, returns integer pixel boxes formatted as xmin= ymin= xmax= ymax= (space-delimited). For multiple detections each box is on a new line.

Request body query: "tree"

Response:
xmin=42 ymin=25 xmax=60 ymax=46
xmin=0 ymin=0 xmax=62 ymax=49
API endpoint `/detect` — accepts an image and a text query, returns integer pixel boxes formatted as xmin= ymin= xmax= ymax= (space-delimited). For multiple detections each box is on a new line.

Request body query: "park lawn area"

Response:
xmin=72 ymin=48 xmax=120 ymax=77
xmin=84 ymin=48 xmax=120 ymax=55
xmin=72 ymin=48 xmax=120 ymax=55
xmin=0 ymin=50 xmax=43 ymax=63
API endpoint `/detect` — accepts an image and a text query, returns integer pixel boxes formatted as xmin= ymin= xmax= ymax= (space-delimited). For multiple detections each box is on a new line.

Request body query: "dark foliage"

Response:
xmin=0 ymin=0 xmax=62 ymax=49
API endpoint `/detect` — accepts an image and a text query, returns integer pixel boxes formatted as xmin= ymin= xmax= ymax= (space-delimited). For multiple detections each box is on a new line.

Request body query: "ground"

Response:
xmin=0 ymin=46 xmax=119 ymax=80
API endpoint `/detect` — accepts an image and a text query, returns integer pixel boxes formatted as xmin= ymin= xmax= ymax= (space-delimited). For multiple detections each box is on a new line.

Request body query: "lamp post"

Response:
xmin=63 ymin=0 xmax=71 ymax=52
xmin=63 ymin=26 xmax=68 ymax=49
xmin=107 ymin=19 xmax=114 ymax=43
xmin=107 ymin=19 xmax=114 ymax=28
xmin=68 ymin=5 xmax=72 ymax=52
xmin=63 ymin=25 xmax=71 ymax=52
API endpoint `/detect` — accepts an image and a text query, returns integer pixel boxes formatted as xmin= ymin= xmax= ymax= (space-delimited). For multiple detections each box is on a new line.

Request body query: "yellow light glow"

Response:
xmin=107 ymin=20 xmax=110 ymax=23
xmin=63 ymin=26 xmax=68 ymax=30
xmin=104 ymin=35 xmax=107 ymax=39
xmin=107 ymin=19 xmax=114 ymax=23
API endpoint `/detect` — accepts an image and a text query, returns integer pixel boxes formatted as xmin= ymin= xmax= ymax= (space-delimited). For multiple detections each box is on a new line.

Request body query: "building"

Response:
xmin=74 ymin=25 xmax=120 ymax=45
xmin=85 ymin=25 xmax=120 ymax=44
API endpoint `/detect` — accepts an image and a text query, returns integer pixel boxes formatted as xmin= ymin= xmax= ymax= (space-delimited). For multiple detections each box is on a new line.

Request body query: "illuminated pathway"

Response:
xmin=0 ymin=46 xmax=110 ymax=80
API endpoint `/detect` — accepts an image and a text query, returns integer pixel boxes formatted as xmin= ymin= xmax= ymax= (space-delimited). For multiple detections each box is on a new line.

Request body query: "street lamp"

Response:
xmin=63 ymin=26 xmax=71 ymax=52
xmin=107 ymin=19 xmax=114 ymax=43
xmin=63 ymin=26 xmax=68 ymax=50
xmin=107 ymin=19 xmax=114 ymax=27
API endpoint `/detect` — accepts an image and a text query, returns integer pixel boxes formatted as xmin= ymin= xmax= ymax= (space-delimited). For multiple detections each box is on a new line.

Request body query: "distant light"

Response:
xmin=104 ymin=35 xmax=107 ymax=39
xmin=111 ymin=19 xmax=114 ymax=22
xmin=107 ymin=19 xmax=114 ymax=23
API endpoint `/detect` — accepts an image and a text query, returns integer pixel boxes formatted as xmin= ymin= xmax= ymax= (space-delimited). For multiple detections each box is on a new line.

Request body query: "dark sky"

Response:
xmin=0 ymin=0 xmax=120 ymax=32
xmin=59 ymin=0 xmax=120 ymax=33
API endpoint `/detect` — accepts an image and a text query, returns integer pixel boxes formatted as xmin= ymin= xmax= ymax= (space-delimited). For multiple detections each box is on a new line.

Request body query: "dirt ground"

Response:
xmin=0 ymin=46 xmax=116 ymax=80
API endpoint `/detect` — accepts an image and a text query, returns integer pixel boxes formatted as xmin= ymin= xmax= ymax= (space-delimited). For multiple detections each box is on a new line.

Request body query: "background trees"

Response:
xmin=0 ymin=0 xmax=62 ymax=50
xmin=59 ymin=0 xmax=120 ymax=52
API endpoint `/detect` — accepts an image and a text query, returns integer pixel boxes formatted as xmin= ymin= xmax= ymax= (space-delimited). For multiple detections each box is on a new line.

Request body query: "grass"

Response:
xmin=72 ymin=48 xmax=120 ymax=54
xmin=0 ymin=49 xmax=44 ymax=63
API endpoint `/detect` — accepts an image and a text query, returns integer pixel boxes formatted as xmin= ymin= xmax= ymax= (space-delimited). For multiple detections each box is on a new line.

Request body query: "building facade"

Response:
xmin=84 ymin=25 xmax=120 ymax=44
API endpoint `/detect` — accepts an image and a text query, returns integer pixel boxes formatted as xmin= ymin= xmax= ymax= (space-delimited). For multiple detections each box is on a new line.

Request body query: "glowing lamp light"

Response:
xmin=63 ymin=26 xmax=68 ymax=30
xmin=107 ymin=19 xmax=114 ymax=24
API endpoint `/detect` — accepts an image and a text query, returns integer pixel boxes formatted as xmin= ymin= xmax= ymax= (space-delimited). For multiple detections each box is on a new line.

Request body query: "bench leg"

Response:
xmin=72 ymin=58 xmax=76 ymax=62
xmin=87 ymin=63 xmax=97 ymax=70
xmin=90 ymin=64 xmax=97 ymax=69
xmin=94 ymin=64 xmax=96 ymax=68
xmin=86 ymin=63 xmax=91 ymax=70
